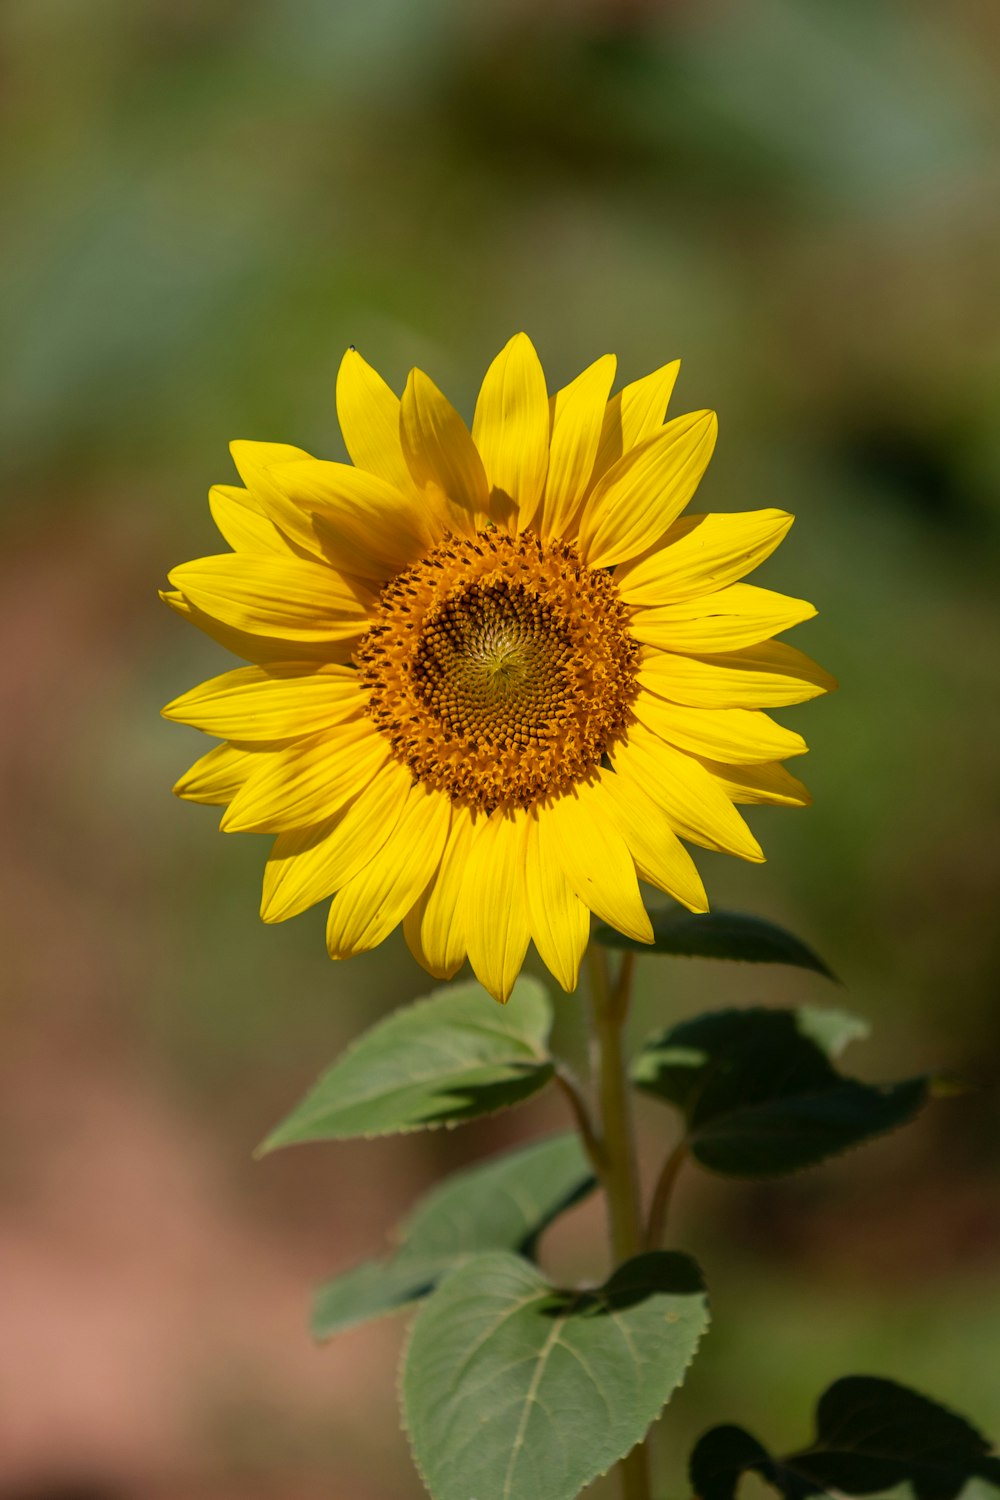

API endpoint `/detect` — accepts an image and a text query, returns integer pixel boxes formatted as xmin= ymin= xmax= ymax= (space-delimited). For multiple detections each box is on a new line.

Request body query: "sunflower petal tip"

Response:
xmin=508 ymin=330 xmax=539 ymax=357
xmin=336 ymin=344 xmax=369 ymax=386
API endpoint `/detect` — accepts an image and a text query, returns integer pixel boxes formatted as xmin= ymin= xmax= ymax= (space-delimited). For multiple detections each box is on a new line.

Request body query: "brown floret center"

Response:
xmin=355 ymin=530 xmax=639 ymax=811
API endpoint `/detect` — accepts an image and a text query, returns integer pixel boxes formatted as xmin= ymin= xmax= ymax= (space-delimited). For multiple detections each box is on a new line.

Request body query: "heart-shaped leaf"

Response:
xmin=312 ymin=1133 xmax=596 ymax=1338
xmin=690 ymin=1375 xmax=1000 ymax=1500
xmin=259 ymin=978 xmax=553 ymax=1152
xmin=632 ymin=1007 xmax=929 ymax=1176
xmin=403 ymin=1248 xmax=709 ymax=1500
xmin=594 ymin=908 xmax=836 ymax=980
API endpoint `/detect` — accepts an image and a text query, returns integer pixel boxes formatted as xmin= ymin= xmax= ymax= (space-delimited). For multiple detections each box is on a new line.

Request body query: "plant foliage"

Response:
xmin=404 ymin=1249 xmax=709 ymax=1500
xmin=312 ymin=1133 xmax=595 ymax=1337
xmin=259 ymin=978 xmax=554 ymax=1151
xmin=594 ymin=909 xmax=836 ymax=979
xmin=690 ymin=1376 xmax=1000 ymax=1500
xmin=632 ymin=1006 xmax=929 ymax=1176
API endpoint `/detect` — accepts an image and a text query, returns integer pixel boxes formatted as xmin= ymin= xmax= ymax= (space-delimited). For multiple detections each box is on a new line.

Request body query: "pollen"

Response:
xmin=355 ymin=531 xmax=640 ymax=810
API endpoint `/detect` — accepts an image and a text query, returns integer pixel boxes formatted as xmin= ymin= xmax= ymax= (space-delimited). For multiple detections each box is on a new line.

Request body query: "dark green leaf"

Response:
xmin=632 ymin=1007 xmax=929 ymax=1176
xmin=312 ymin=1133 xmax=596 ymax=1338
xmin=594 ymin=908 xmax=837 ymax=980
xmin=690 ymin=1376 xmax=1000 ymax=1500
xmin=259 ymin=978 xmax=553 ymax=1152
xmin=404 ymin=1249 xmax=709 ymax=1500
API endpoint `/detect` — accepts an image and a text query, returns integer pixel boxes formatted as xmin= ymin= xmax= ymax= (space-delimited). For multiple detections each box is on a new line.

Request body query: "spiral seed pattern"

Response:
xmin=355 ymin=530 xmax=639 ymax=810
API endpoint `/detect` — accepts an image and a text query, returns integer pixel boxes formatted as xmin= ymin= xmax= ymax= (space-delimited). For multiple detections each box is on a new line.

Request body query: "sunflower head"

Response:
xmin=162 ymin=334 xmax=836 ymax=1002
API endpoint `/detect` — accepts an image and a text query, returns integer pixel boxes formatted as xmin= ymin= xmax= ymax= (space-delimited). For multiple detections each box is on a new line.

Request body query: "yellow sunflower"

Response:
xmin=162 ymin=335 xmax=835 ymax=1002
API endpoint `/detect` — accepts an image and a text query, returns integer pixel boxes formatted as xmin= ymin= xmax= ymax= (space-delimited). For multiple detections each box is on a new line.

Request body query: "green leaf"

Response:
xmin=690 ymin=1375 xmax=1000 ymax=1500
xmin=403 ymin=1248 xmax=709 ymax=1500
xmin=312 ymin=1133 xmax=596 ymax=1338
xmin=632 ymin=1007 xmax=929 ymax=1176
xmin=259 ymin=978 xmax=554 ymax=1152
xmin=594 ymin=908 xmax=837 ymax=980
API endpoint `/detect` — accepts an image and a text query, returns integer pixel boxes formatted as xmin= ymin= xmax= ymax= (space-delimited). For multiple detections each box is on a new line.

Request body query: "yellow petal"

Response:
xmin=400 ymin=367 xmax=490 ymax=529
xmin=524 ymin=809 xmax=590 ymax=992
xmin=404 ymin=803 xmax=474 ymax=981
xmin=158 ymin=588 xmax=344 ymax=666
xmin=638 ymin=641 xmax=838 ymax=708
xmin=598 ymin=767 xmax=708 ymax=913
xmin=611 ymin=725 xmax=763 ymax=862
xmin=209 ymin=485 xmax=297 ymax=556
xmin=221 ymin=719 xmax=390 ymax=833
xmin=461 ymin=809 xmax=531 ymax=1003
xmin=326 ymin=783 xmax=451 ymax=957
xmin=588 ymin=360 xmax=682 ymax=493
xmin=631 ymin=692 xmax=807 ymax=765
xmin=698 ymin=758 xmax=813 ymax=808
xmin=229 ymin=440 xmax=327 ymax=559
xmin=162 ymin=663 xmax=367 ymax=741
xmin=472 ymin=333 xmax=549 ymax=532
xmin=261 ymin=757 xmax=414 ymax=922
xmin=230 ymin=440 xmax=313 ymax=497
xmin=539 ymin=354 xmax=616 ymax=541
xmin=167 ymin=554 xmax=372 ymax=643
xmin=630 ymin=583 xmax=816 ymax=653
xmin=336 ymin=346 xmax=414 ymax=493
xmin=576 ymin=410 xmax=717 ymax=569
xmin=265 ymin=458 xmax=430 ymax=579
xmin=173 ymin=742 xmax=259 ymax=805
xmin=614 ymin=509 xmax=794 ymax=606
xmin=538 ymin=780 xmax=652 ymax=944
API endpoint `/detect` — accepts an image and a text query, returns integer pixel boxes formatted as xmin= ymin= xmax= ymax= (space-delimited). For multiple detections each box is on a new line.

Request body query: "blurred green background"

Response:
xmin=2 ymin=1 xmax=999 ymax=1496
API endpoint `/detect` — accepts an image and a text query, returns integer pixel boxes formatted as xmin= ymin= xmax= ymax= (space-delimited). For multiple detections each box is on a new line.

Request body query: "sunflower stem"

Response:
xmin=587 ymin=944 xmax=653 ymax=1500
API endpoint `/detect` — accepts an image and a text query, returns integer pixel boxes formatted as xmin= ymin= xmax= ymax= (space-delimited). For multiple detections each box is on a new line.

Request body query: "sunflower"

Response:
xmin=162 ymin=335 xmax=835 ymax=1002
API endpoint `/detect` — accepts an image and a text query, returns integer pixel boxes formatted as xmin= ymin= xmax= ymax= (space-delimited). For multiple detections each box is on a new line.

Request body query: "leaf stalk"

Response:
xmin=645 ymin=1139 xmax=688 ymax=1251
xmin=553 ymin=1063 xmax=606 ymax=1177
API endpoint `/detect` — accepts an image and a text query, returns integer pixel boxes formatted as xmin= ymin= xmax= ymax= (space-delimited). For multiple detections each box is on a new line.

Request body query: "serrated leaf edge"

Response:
xmin=398 ymin=1251 xmax=712 ymax=1500
xmin=258 ymin=979 xmax=554 ymax=1153
xmin=684 ymin=1076 xmax=931 ymax=1180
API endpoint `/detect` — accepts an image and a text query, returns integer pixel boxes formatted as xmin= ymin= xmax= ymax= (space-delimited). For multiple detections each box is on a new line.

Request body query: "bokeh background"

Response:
xmin=2 ymin=1 xmax=999 ymax=1496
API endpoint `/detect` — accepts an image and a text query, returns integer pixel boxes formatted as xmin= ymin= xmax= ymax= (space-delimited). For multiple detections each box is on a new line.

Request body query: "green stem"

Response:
xmin=587 ymin=945 xmax=653 ymax=1500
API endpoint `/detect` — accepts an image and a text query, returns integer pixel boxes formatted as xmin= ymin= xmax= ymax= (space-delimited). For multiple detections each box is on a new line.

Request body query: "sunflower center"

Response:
xmin=355 ymin=531 xmax=639 ymax=811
